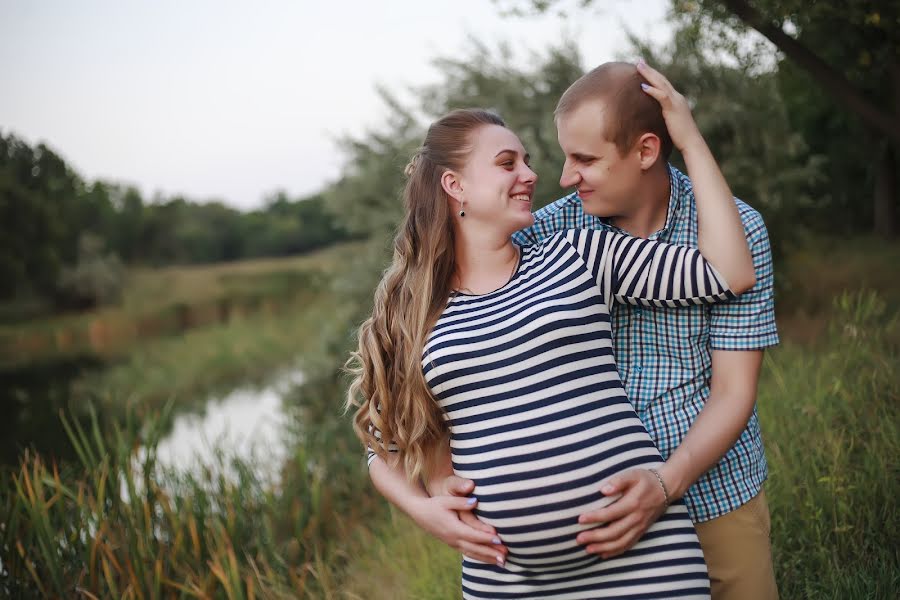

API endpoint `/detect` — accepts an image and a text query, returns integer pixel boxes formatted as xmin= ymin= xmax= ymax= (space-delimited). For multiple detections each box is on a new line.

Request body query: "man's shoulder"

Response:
xmin=733 ymin=198 xmax=767 ymax=232
xmin=674 ymin=168 xmax=768 ymax=237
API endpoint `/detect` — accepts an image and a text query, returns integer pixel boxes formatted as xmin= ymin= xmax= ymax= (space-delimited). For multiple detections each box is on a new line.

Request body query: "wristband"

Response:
xmin=647 ymin=468 xmax=671 ymax=507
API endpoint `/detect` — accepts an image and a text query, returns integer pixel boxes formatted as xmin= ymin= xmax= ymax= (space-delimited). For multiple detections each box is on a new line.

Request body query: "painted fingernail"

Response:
xmin=638 ymin=58 xmax=646 ymax=66
xmin=467 ymin=497 xmax=477 ymax=505
xmin=640 ymin=83 xmax=650 ymax=92
xmin=496 ymin=555 xmax=505 ymax=566
xmin=492 ymin=536 xmax=501 ymax=544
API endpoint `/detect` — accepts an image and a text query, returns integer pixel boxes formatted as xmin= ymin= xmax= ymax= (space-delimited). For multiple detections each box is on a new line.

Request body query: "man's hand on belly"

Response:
xmin=575 ymin=469 xmax=668 ymax=559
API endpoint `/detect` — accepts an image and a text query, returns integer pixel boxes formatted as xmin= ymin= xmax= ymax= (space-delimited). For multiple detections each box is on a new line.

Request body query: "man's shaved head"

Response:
xmin=556 ymin=62 xmax=673 ymax=160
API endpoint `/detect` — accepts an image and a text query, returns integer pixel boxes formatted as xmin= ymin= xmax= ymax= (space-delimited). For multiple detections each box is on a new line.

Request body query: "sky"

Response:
xmin=0 ymin=0 xmax=671 ymax=210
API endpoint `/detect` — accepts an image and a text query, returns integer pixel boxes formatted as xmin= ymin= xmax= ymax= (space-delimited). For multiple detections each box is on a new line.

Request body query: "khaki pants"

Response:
xmin=694 ymin=489 xmax=779 ymax=600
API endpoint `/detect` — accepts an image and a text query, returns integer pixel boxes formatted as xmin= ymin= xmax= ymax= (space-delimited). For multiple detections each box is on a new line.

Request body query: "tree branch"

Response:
xmin=719 ymin=0 xmax=900 ymax=143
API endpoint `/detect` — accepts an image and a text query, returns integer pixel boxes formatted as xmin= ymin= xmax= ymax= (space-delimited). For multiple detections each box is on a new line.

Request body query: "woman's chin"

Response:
xmin=512 ymin=211 xmax=535 ymax=232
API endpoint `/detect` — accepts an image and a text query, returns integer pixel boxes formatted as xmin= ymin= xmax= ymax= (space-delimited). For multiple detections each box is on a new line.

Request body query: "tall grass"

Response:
xmin=761 ymin=291 xmax=900 ymax=598
xmin=1 ymin=375 xmax=380 ymax=599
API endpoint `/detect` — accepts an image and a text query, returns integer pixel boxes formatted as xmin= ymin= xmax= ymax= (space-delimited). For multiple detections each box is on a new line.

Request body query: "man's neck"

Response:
xmin=609 ymin=166 xmax=671 ymax=239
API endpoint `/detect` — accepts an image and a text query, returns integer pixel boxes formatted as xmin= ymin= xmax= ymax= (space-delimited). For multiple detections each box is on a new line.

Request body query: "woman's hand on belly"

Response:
xmin=409 ymin=493 xmax=509 ymax=566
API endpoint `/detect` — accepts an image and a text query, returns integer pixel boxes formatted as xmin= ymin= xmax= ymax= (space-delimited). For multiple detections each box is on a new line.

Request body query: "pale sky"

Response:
xmin=0 ymin=0 xmax=670 ymax=209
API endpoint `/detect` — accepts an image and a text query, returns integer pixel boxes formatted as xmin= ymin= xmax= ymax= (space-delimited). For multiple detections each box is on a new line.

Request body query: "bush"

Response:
xmin=54 ymin=233 xmax=124 ymax=311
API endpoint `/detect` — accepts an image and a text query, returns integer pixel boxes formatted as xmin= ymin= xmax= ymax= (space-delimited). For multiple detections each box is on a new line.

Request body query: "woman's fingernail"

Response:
xmin=492 ymin=536 xmax=501 ymax=544
xmin=467 ymin=497 xmax=477 ymax=505
xmin=640 ymin=83 xmax=650 ymax=92
xmin=496 ymin=555 xmax=505 ymax=566
xmin=638 ymin=58 xmax=646 ymax=66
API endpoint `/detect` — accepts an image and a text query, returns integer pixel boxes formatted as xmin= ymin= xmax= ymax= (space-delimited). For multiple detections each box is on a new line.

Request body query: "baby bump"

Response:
xmin=474 ymin=483 xmax=623 ymax=569
xmin=452 ymin=420 xmax=663 ymax=569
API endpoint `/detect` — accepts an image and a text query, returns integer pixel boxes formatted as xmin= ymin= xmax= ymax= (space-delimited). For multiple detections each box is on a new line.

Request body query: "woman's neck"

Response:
xmin=452 ymin=226 xmax=519 ymax=294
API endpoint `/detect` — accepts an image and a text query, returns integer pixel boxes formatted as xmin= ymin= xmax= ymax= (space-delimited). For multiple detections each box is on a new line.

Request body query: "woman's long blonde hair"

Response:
xmin=346 ymin=109 xmax=506 ymax=482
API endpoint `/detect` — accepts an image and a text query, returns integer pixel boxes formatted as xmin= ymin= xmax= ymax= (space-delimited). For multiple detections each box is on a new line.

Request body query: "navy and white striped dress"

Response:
xmin=422 ymin=229 xmax=734 ymax=599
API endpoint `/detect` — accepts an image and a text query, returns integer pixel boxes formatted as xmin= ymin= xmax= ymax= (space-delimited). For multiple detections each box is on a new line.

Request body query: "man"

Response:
xmin=369 ymin=61 xmax=779 ymax=599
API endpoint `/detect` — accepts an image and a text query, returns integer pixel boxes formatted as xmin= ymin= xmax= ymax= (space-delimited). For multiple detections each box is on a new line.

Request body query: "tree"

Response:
xmin=628 ymin=22 xmax=825 ymax=249
xmin=0 ymin=133 xmax=80 ymax=299
xmin=497 ymin=0 xmax=900 ymax=236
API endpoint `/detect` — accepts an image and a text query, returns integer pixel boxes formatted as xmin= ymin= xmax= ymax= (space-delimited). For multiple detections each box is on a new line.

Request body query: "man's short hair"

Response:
xmin=555 ymin=62 xmax=674 ymax=161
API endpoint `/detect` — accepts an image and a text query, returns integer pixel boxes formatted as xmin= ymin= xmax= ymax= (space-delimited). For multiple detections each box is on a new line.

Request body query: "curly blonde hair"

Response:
xmin=346 ymin=109 xmax=506 ymax=482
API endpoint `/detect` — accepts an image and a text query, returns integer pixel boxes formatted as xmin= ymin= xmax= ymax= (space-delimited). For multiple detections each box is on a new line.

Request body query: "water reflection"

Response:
xmin=0 ymin=357 xmax=104 ymax=466
xmin=151 ymin=368 xmax=304 ymax=482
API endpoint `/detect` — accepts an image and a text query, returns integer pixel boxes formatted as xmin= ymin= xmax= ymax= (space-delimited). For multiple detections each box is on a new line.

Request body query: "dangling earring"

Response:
xmin=458 ymin=200 xmax=465 ymax=218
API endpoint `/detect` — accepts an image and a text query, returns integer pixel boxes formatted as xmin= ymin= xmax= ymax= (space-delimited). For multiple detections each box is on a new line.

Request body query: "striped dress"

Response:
xmin=422 ymin=229 xmax=734 ymax=599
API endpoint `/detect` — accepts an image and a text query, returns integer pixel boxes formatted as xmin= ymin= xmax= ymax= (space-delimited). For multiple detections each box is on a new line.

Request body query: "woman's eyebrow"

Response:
xmin=494 ymin=149 xmax=529 ymax=161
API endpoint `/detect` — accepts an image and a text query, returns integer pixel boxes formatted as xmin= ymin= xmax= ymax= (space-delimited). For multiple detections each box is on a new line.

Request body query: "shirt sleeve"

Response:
xmin=365 ymin=406 xmax=400 ymax=467
xmin=564 ymin=229 xmax=736 ymax=310
xmin=709 ymin=204 xmax=780 ymax=350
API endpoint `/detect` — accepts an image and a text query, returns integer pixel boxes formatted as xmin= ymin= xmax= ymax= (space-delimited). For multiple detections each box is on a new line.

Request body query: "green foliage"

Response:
xmin=0 ymin=134 xmax=82 ymax=299
xmin=671 ymin=0 xmax=900 ymax=234
xmin=496 ymin=0 xmax=900 ymax=235
xmin=0 ymin=131 xmax=350 ymax=318
xmin=629 ymin=21 xmax=826 ymax=248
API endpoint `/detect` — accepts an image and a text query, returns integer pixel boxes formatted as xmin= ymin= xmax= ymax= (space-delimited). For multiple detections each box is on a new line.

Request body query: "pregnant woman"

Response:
xmin=347 ymin=69 xmax=755 ymax=599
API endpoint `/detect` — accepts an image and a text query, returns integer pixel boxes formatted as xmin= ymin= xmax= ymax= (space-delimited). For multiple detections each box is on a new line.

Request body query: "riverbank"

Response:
xmin=0 ymin=242 xmax=363 ymax=465
xmin=0 ymin=242 xmax=362 ymax=369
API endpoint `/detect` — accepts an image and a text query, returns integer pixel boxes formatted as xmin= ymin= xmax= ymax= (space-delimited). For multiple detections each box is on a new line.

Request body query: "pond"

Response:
xmin=2 ymin=359 xmax=304 ymax=480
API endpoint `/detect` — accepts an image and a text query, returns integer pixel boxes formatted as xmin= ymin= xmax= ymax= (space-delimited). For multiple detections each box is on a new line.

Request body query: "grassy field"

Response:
xmin=0 ymin=242 xmax=364 ymax=368
xmin=2 ymin=238 xmax=898 ymax=599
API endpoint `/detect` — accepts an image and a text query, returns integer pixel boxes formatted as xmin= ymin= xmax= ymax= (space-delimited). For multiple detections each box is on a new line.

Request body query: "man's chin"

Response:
xmin=580 ymin=199 xmax=616 ymax=219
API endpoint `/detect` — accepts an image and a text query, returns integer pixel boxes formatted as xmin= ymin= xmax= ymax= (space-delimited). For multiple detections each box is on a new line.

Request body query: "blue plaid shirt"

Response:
xmin=512 ymin=165 xmax=779 ymax=523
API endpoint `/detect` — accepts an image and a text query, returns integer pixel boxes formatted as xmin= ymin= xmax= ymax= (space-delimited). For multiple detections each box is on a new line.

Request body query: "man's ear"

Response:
xmin=636 ymin=133 xmax=662 ymax=170
xmin=441 ymin=170 xmax=464 ymax=202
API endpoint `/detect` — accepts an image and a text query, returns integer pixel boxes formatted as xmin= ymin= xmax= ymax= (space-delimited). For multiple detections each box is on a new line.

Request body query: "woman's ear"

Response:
xmin=636 ymin=133 xmax=661 ymax=170
xmin=441 ymin=170 xmax=464 ymax=202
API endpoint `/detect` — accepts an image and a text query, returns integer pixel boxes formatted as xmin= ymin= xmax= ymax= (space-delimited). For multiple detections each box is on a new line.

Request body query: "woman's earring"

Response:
xmin=458 ymin=201 xmax=465 ymax=217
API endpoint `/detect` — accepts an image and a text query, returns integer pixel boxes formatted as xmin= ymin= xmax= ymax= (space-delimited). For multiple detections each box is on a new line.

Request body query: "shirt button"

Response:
xmin=634 ymin=364 xmax=643 ymax=374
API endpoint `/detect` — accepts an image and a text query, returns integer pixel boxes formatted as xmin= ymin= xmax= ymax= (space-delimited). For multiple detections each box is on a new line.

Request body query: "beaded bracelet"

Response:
xmin=647 ymin=468 xmax=671 ymax=507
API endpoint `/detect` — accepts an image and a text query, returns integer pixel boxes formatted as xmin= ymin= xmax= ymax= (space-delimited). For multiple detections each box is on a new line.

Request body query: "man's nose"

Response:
xmin=559 ymin=161 xmax=580 ymax=189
